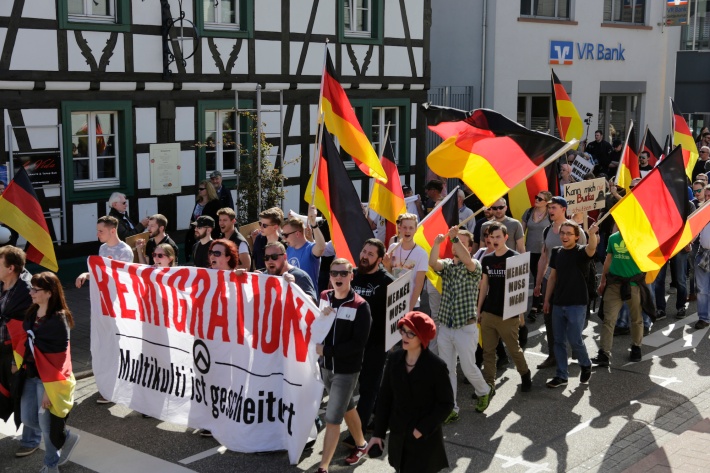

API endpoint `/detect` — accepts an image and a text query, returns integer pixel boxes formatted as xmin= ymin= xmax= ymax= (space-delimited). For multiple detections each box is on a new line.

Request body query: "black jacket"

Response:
xmin=319 ymin=288 xmax=371 ymax=374
xmin=0 ymin=269 xmax=32 ymax=323
xmin=216 ymin=185 xmax=234 ymax=210
xmin=108 ymin=208 xmax=145 ymax=241
xmin=374 ymin=348 xmax=454 ymax=473
xmin=183 ymin=199 xmax=222 ymax=261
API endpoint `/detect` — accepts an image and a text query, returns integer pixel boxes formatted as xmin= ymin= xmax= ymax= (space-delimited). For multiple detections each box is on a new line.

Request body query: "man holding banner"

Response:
xmin=429 ymin=226 xmax=492 ymax=421
xmin=543 ymin=221 xmax=598 ymax=389
xmin=316 ymin=258 xmax=372 ymax=471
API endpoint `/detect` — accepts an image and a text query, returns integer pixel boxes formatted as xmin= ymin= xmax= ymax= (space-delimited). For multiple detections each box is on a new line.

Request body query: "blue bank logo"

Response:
xmin=550 ymin=40 xmax=574 ymax=65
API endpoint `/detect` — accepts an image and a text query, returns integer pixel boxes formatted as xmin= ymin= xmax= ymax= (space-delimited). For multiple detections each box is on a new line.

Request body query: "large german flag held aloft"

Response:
xmin=422 ymin=104 xmax=568 ymax=207
xmin=671 ymin=98 xmax=699 ymax=179
xmin=611 ymin=145 xmax=692 ymax=272
xmin=615 ymin=122 xmax=640 ymax=192
xmin=551 ymin=69 xmax=583 ymax=148
xmin=321 ymin=50 xmax=387 ymax=183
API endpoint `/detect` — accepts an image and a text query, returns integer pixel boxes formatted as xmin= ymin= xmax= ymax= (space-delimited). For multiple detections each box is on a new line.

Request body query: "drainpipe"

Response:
xmin=480 ymin=0 xmax=487 ymax=108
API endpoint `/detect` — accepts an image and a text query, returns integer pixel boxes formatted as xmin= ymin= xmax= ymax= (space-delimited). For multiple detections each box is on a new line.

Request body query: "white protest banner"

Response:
xmin=88 ymin=256 xmax=329 ymax=465
xmin=570 ymin=156 xmax=595 ymax=181
xmin=564 ymin=177 xmax=607 ymax=214
xmin=385 ymin=271 xmax=411 ymax=351
xmin=503 ymin=252 xmax=530 ymax=320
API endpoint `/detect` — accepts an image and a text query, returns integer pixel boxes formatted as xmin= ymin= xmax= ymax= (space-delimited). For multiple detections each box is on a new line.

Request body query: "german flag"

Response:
xmin=413 ymin=189 xmax=459 ymax=292
xmin=423 ymin=104 xmax=567 ymax=207
xmin=551 ymin=70 xmax=583 ymax=149
xmin=671 ymin=98 xmax=699 ymax=179
xmin=611 ymin=145 xmax=692 ymax=271
xmin=368 ymin=133 xmax=406 ymax=243
xmin=616 ymin=123 xmax=640 ymax=192
xmin=638 ymin=126 xmax=664 ymax=167
xmin=648 ymin=200 xmax=710 ymax=268
xmin=508 ymin=165 xmax=558 ymax=221
xmin=7 ymin=317 xmax=75 ymax=420
xmin=0 ymin=168 xmax=58 ymax=271
xmin=305 ymin=125 xmax=374 ymax=266
xmin=321 ymin=50 xmax=387 ymax=183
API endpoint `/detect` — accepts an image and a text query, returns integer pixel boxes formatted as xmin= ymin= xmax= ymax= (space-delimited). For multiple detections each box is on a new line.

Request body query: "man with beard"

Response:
xmin=135 ymin=214 xmax=179 ymax=266
xmin=191 ymin=216 xmax=215 ymax=268
xmin=217 ymin=207 xmax=251 ymax=270
xmin=260 ymin=241 xmax=316 ymax=302
xmin=344 ymin=238 xmax=394 ymax=445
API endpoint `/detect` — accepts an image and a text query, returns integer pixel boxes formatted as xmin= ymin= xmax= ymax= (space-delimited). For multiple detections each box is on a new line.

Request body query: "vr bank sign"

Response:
xmin=550 ymin=40 xmax=625 ymax=65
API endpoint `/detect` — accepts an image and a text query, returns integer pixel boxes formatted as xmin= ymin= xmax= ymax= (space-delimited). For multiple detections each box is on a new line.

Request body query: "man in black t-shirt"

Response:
xmin=543 ymin=220 xmax=599 ymax=389
xmin=136 ymin=214 xmax=179 ymax=266
xmin=191 ymin=216 xmax=214 ymax=268
xmin=350 ymin=238 xmax=394 ymax=441
xmin=477 ymin=223 xmax=531 ymax=395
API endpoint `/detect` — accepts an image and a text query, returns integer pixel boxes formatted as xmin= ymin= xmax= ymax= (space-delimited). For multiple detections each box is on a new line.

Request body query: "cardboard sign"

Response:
xmin=502 ymin=252 xmax=530 ymax=320
xmin=88 ymin=257 xmax=329 ymax=464
xmin=564 ymin=178 xmax=607 ymax=214
xmin=385 ymin=271 xmax=411 ymax=351
xmin=570 ymin=156 xmax=595 ymax=181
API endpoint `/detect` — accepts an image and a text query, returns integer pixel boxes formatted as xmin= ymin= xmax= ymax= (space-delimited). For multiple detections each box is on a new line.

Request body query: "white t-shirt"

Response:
xmin=368 ymin=209 xmax=387 ymax=243
xmin=99 ymin=241 xmax=134 ymax=263
xmin=387 ymin=241 xmax=428 ymax=285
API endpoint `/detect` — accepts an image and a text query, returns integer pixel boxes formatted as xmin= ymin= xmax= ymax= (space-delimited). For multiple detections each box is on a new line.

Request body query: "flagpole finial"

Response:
xmin=325 ymin=37 xmax=330 ymax=44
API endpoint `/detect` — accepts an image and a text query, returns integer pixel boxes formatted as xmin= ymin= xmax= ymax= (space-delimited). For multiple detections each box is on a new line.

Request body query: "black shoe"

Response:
xmin=527 ymin=309 xmax=538 ymax=322
xmin=580 ymin=365 xmax=592 ymax=384
xmin=655 ymin=310 xmax=666 ymax=320
xmin=591 ymin=351 xmax=610 ymax=367
xmin=629 ymin=345 xmax=642 ymax=362
xmin=521 ymin=370 xmax=532 ymax=392
xmin=496 ymin=356 xmax=510 ymax=369
xmin=200 ymin=430 xmax=213 ymax=437
xmin=537 ymin=357 xmax=556 ymax=369
xmin=643 ymin=326 xmax=651 ymax=336
xmin=614 ymin=326 xmax=630 ymax=336
xmin=546 ymin=377 xmax=568 ymax=388
xmin=676 ymin=307 xmax=687 ymax=319
xmin=695 ymin=320 xmax=710 ymax=330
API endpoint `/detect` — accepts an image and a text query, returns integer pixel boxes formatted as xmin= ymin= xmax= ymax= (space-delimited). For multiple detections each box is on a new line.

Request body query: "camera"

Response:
xmin=584 ymin=112 xmax=593 ymax=125
xmin=586 ymin=113 xmax=593 ymax=117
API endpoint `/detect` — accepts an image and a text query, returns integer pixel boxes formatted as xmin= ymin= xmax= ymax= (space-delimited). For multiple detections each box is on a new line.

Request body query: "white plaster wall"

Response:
xmin=383 ymin=46 xmax=410 ymax=77
xmin=0 ymin=3 xmax=12 ymax=16
xmin=340 ymin=44 xmax=380 ymax=77
xmin=255 ymin=0 xmax=281 ymax=31
xmin=131 ymin=0 xmax=164 ymax=25
xmin=255 ymin=41 xmax=282 ymax=75
xmin=135 ymin=108 xmax=157 ymax=144
xmin=176 ymin=195 xmax=196 ymax=230
xmin=201 ymin=37 xmax=248 ymax=75
xmin=180 ymin=150 xmax=196 ymax=187
xmin=310 ymin=1 xmax=336 ymax=36
xmin=138 ymin=198 xmax=158 ymax=222
xmin=11 ymin=30 xmax=58 ymax=71
xmin=136 ymin=152 xmax=150 ymax=189
xmin=133 ymin=35 xmax=163 ymax=73
xmin=282 ymin=185 xmax=301 ymax=216
xmin=290 ymin=42 xmax=323 ymax=76
xmin=72 ymin=203 xmax=99 ymax=243
xmin=404 ymin=0 xmax=424 ymax=39
xmin=23 ymin=0 xmax=56 ymax=20
xmin=67 ymin=31 xmax=125 ymax=73
xmin=282 ymin=144 xmax=302 ymax=179
xmin=384 ymin=1 xmax=405 ymax=39
xmin=22 ymin=109 xmax=59 ymax=149
xmin=175 ymin=107 xmax=195 ymax=141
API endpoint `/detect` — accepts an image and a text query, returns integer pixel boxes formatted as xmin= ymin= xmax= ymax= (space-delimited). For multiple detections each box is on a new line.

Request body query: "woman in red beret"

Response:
xmin=366 ymin=311 xmax=454 ymax=472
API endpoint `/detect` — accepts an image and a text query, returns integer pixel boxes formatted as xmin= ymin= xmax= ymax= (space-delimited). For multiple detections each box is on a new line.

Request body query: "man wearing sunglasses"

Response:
xmin=638 ymin=152 xmax=653 ymax=178
xmin=283 ymin=205 xmax=325 ymax=292
xmin=474 ymin=198 xmax=524 ymax=254
xmin=252 ymin=207 xmax=285 ymax=271
xmin=259 ymin=242 xmax=316 ymax=302
xmin=136 ymin=214 xmax=179 ymax=266
xmin=316 ymin=259 xmax=372 ymax=471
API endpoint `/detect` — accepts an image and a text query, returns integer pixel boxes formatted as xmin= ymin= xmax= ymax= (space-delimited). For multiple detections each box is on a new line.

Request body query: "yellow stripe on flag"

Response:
xmin=555 ymin=100 xmax=584 ymax=144
xmin=674 ymin=131 xmax=699 ymax=180
xmin=412 ymin=228 xmax=442 ymax=292
xmin=45 ymin=375 xmax=76 ymax=418
xmin=0 ymin=199 xmax=58 ymax=271
xmin=508 ymin=181 xmax=530 ymax=222
xmin=611 ymin=193 xmax=663 ymax=272
xmin=616 ymin=163 xmax=634 ymax=192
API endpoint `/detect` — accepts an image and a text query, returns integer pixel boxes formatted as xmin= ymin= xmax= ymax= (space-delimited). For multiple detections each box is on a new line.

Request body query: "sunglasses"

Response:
xmin=264 ymin=253 xmax=284 ymax=261
xmin=259 ymin=222 xmax=276 ymax=228
xmin=152 ymin=253 xmax=166 ymax=259
xmin=490 ymin=205 xmax=506 ymax=211
xmin=694 ymin=189 xmax=703 ymax=194
xmin=208 ymin=250 xmax=223 ymax=257
xmin=330 ymin=270 xmax=351 ymax=278
xmin=282 ymin=230 xmax=298 ymax=238
xmin=198 ymin=188 xmax=206 ymax=191
xmin=535 ymin=196 xmax=546 ymax=202
xmin=119 ymin=201 xmax=127 ymax=205
xmin=29 ymin=287 xmax=44 ymax=294
xmin=399 ymin=327 xmax=417 ymax=339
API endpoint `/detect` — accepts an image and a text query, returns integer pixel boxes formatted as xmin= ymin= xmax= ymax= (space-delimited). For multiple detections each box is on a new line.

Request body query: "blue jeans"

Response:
xmin=615 ymin=302 xmax=653 ymax=329
xmin=552 ymin=305 xmax=591 ymax=380
xmin=696 ymin=252 xmax=710 ymax=323
xmin=654 ymin=252 xmax=688 ymax=311
xmin=21 ymin=377 xmax=59 ymax=468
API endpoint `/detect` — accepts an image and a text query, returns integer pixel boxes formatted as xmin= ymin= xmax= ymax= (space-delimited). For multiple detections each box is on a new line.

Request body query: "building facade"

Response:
xmin=431 ymin=0 xmax=680 ymax=145
xmin=0 ymin=0 xmax=431 ymax=266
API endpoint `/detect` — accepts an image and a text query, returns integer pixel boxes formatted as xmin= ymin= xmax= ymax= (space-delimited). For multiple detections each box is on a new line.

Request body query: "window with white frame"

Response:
xmin=371 ymin=107 xmax=400 ymax=163
xmin=344 ymin=0 xmax=371 ymax=37
xmin=71 ymin=111 xmax=119 ymax=187
xmin=603 ymin=0 xmax=646 ymax=24
xmin=520 ymin=0 xmax=570 ymax=19
xmin=204 ymin=110 xmax=238 ymax=176
xmin=67 ymin=0 xmax=116 ymax=23
xmin=203 ymin=0 xmax=239 ymax=30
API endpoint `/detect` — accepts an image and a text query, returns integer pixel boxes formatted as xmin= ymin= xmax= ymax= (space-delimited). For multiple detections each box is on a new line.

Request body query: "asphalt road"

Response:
xmin=2 ymin=296 xmax=709 ymax=473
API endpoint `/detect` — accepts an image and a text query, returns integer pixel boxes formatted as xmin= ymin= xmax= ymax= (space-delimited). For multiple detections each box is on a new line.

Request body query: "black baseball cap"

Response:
xmin=550 ymin=196 xmax=568 ymax=208
xmin=191 ymin=216 xmax=215 ymax=228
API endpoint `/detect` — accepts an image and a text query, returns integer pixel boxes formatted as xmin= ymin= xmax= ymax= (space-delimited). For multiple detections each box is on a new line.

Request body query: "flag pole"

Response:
xmin=458 ymin=139 xmax=578 ymax=227
xmin=310 ymin=40 xmax=330 ymax=203
xmin=614 ymin=120 xmax=634 ymax=187
xmin=639 ymin=124 xmax=649 ymax=156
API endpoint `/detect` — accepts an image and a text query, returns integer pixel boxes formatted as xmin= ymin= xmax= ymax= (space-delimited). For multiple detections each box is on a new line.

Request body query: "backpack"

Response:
xmin=543 ymin=225 xmax=597 ymax=302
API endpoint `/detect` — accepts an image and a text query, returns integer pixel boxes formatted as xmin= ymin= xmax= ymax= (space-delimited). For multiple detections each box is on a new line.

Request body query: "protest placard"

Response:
xmin=570 ymin=156 xmax=595 ymax=181
xmin=564 ymin=177 xmax=607 ymax=214
xmin=88 ymin=257 xmax=328 ymax=464
xmin=503 ymin=252 xmax=530 ymax=320
xmin=385 ymin=271 xmax=411 ymax=351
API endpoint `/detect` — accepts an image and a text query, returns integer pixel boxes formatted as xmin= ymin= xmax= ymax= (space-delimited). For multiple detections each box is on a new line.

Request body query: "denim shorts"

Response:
xmin=321 ymin=368 xmax=359 ymax=425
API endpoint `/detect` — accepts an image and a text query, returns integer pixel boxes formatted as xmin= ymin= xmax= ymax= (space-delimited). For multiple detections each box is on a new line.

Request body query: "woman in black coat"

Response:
xmin=367 ymin=311 xmax=454 ymax=473
xmin=184 ymin=180 xmax=222 ymax=261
